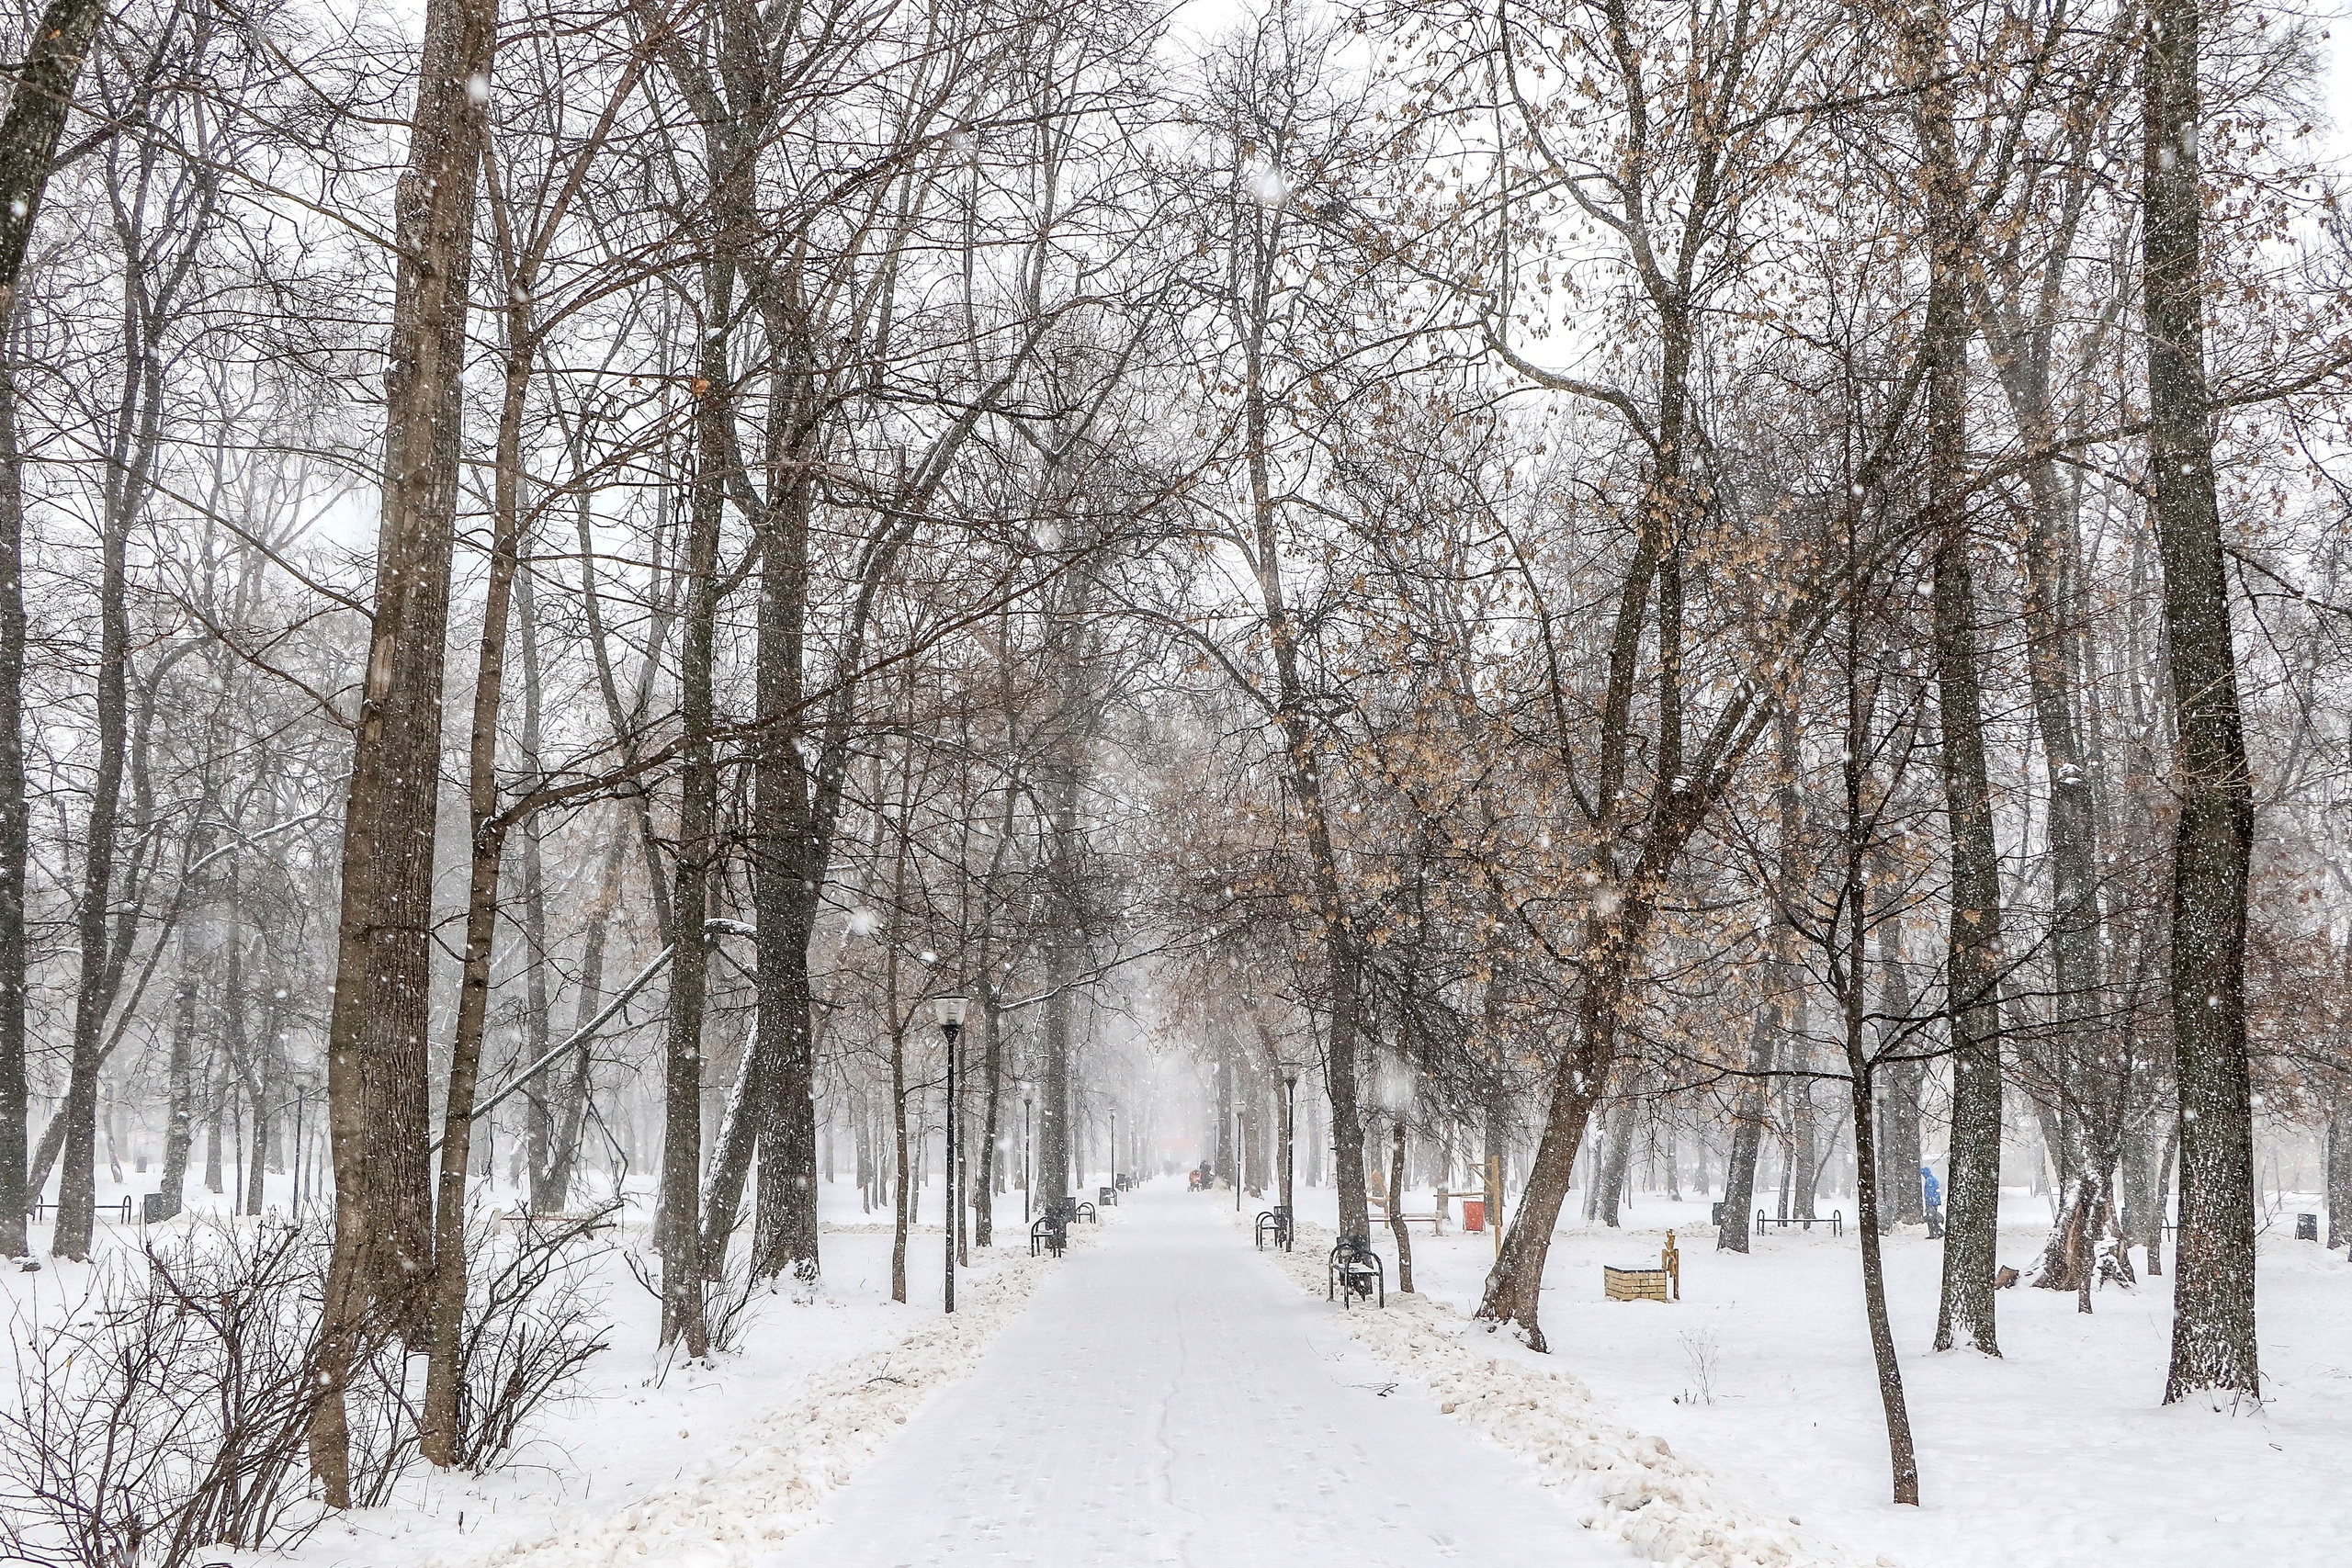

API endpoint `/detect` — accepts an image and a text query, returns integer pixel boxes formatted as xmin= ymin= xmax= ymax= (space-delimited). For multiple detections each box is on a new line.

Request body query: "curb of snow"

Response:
xmin=466 ymin=1228 xmax=1085 ymax=1568
xmin=1250 ymin=1219 xmax=1894 ymax=1568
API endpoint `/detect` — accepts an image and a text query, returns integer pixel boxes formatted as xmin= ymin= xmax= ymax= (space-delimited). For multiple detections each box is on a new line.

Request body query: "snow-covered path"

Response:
xmin=766 ymin=1185 xmax=1629 ymax=1568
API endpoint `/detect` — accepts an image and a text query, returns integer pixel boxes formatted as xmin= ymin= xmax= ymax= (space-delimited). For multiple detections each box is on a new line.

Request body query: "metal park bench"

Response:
xmin=1328 ymin=1233 xmax=1385 ymax=1308
xmin=1752 ymin=1208 xmax=1843 ymax=1236
xmin=1099 ymin=1184 xmax=1118 ymax=1208
xmin=1031 ymin=1206 xmax=1068 ymax=1258
xmin=1255 ymin=1204 xmax=1290 ymax=1250
xmin=23 ymin=1197 xmax=133 ymax=1224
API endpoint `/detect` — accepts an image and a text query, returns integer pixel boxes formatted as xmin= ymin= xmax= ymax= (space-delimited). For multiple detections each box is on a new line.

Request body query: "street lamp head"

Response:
xmin=932 ymin=993 xmax=969 ymax=1031
xmin=1279 ymin=1057 xmax=1303 ymax=1088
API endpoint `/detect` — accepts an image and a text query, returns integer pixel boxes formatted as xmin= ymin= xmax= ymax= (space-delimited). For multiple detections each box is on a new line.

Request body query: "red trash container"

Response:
xmin=1462 ymin=1198 xmax=1485 ymax=1233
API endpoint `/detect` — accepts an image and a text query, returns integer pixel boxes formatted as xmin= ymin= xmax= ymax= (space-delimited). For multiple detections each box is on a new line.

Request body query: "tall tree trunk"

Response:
xmin=1240 ymin=313 xmax=1369 ymax=1243
xmin=1035 ymin=595 xmax=1091 ymax=1208
xmin=749 ymin=464 xmax=823 ymax=1284
xmin=659 ymin=254 xmax=730 ymax=1354
xmin=1918 ymin=0 xmax=2003 ymax=1359
xmin=889 ymin=1006 xmax=910 ymax=1306
xmin=0 ymin=0 xmax=115 ymax=1272
xmin=514 ymin=570 xmax=556 ymax=1208
xmin=421 ymin=249 xmax=540 ymax=1461
xmin=0 ymin=357 xmax=24 ymax=1261
xmin=2146 ymin=0 xmax=2257 ymax=1404
xmin=51 ymin=345 xmax=136 ymax=1262
xmin=311 ymin=0 xmax=499 ymax=1505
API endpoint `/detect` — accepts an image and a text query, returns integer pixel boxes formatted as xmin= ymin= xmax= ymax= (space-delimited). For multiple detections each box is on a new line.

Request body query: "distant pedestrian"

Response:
xmin=1922 ymin=1165 xmax=1944 ymax=1238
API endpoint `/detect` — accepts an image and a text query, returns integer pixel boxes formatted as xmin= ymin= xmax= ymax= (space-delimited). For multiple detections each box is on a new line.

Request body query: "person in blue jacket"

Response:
xmin=1922 ymin=1166 xmax=1944 ymax=1237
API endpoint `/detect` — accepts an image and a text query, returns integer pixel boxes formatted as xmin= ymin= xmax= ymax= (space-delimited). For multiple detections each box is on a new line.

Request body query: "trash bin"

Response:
xmin=2296 ymin=1213 xmax=2318 ymax=1242
xmin=1463 ymin=1198 xmax=1485 ymax=1233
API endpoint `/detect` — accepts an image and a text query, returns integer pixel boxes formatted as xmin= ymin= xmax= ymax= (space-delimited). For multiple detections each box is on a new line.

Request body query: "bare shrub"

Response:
xmin=455 ymin=1202 xmax=616 ymax=1470
xmin=0 ymin=1203 xmax=612 ymax=1565
xmin=1678 ymin=1328 xmax=1722 ymax=1406
xmin=0 ymin=1219 xmax=363 ymax=1566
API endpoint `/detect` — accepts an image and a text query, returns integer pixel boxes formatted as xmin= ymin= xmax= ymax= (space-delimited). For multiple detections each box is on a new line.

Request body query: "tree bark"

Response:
xmin=749 ymin=461 xmax=824 ymax=1283
xmin=0 ymin=0 xmax=114 ymax=1270
xmin=2146 ymin=0 xmax=2258 ymax=1405
xmin=311 ymin=0 xmax=499 ymax=1505
xmin=1917 ymin=0 xmax=2003 ymax=1359
xmin=421 ymin=223 xmax=544 ymax=1460
xmin=659 ymin=255 xmax=730 ymax=1354
xmin=155 ymin=890 xmax=204 ymax=1223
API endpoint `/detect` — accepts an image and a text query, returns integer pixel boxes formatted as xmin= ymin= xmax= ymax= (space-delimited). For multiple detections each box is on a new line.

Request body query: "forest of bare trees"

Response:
xmin=1 ymin=0 xmax=2348 ymax=1555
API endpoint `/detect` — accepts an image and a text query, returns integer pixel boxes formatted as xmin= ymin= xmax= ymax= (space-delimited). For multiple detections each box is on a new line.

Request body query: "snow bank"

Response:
xmin=1252 ymin=1221 xmax=1887 ymax=1568
xmin=466 ymin=1235 xmax=1074 ymax=1568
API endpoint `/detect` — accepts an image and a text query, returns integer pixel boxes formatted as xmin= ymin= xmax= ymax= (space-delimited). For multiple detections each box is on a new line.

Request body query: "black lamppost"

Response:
xmin=1023 ymin=1084 xmax=1035 ymax=1224
xmin=1108 ymin=1103 xmax=1117 ymax=1188
xmin=1279 ymin=1058 xmax=1301 ymax=1251
xmin=933 ymin=994 xmax=967 ymax=1313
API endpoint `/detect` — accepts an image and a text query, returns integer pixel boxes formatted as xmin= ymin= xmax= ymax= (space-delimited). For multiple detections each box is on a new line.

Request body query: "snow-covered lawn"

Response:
xmin=1275 ymin=1184 xmax=2351 ymax=1568
xmin=1249 ymin=1213 xmax=1878 ymax=1568
xmin=5 ymin=1176 xmax=1061 ymax=1568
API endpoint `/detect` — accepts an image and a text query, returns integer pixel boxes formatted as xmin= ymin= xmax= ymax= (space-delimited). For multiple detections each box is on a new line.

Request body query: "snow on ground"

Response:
xmin=16 ymin=1168 xmax=2345 ymax=1568
xmin=772 ymin=1183 xmax=1631 ymax=1568
xmin=1241 ymin=1209 xmax=1874 ymax=1568
xmin=4 ymin=1174 xmax=1063 ymax=1568
xmin=1272 ymin=1181 xmax=2352 ymax=1568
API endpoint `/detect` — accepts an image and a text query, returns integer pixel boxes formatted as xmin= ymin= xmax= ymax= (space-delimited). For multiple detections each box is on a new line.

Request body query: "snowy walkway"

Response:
xmin=766 ymin=1185 xmax=1629 ymax=1568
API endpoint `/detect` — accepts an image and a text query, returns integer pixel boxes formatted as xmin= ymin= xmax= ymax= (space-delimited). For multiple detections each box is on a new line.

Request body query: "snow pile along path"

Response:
xmin=469 ymin=1234 xmax=1073 ymax=1568
xmin=1255 ymin=1222 xmax=1892 ymax=1568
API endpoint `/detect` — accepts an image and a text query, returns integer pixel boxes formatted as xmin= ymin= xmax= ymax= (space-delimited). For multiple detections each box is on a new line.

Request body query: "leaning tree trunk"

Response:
xmin=1476 ymin=918 xmax=1648 ymax=1350
xmin=1847 ymin=900 xmax=1921 ymax=1503
xmin=311 ymin=0 xmax=499 ymax=1506
xmin=2146 ymin=0 xmax=2258 ymax=1406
